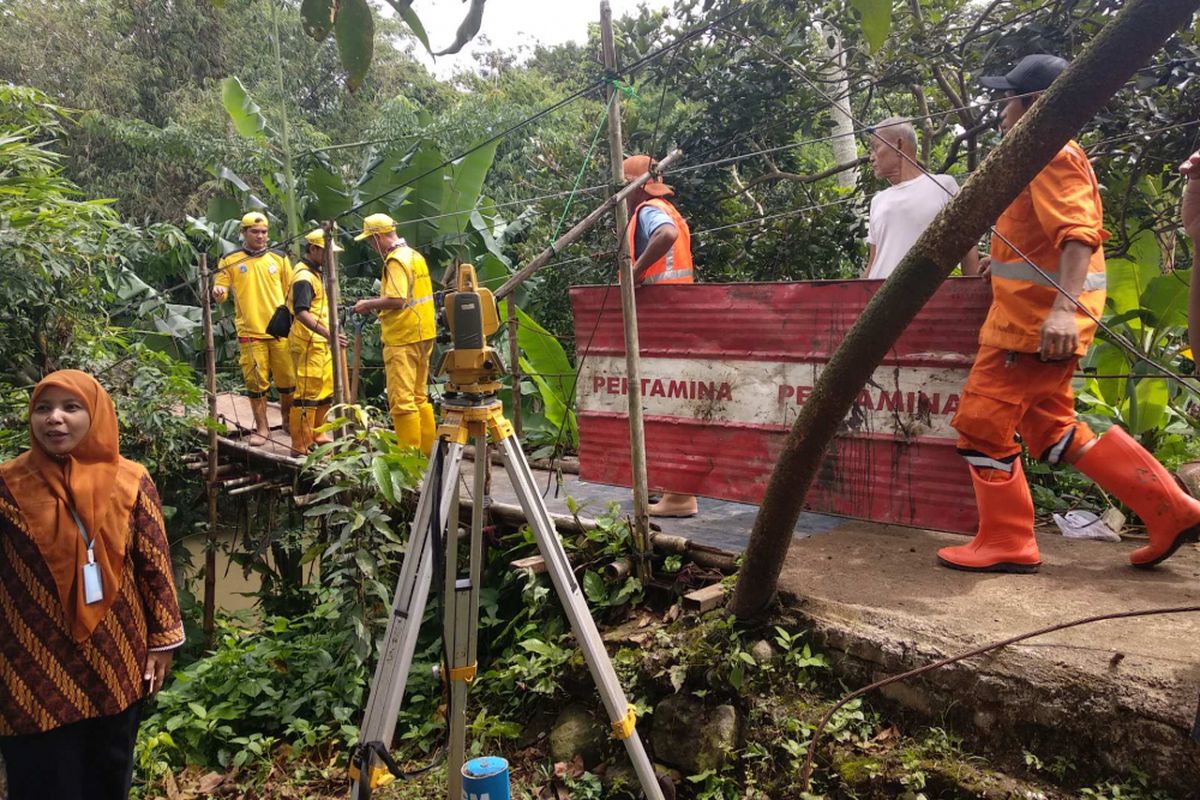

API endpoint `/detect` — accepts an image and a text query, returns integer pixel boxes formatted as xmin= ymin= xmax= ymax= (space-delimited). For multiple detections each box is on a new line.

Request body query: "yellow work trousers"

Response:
xmin=384 ymin=340 xmax=435 ymax=449
xmin=289 ymin=336 xmax=334 ymax=404
xmin=238 ymin=337 xmax=295 ymax=398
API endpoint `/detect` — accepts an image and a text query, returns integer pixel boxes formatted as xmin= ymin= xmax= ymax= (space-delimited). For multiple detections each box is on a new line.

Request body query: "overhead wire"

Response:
xmin=260 ymin=0 xmax=766 ymax=256
xmin=726 ymin=28 xmax=1200 ymax=400
xmin=112 ymin=96 xmax=1198 ymax=335
xmin=111 ymin=0 xmax=765 ymax=329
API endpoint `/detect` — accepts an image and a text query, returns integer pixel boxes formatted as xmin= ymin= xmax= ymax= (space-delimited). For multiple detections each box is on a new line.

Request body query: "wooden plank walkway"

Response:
xmin=212 ymin=392 xmax=304 ymax=467
xmin=206 ymin=392 xmax=844 ymax=554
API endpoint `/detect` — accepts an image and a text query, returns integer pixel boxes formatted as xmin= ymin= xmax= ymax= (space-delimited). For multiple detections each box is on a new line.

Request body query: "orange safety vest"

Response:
xmin=626 ymin=198 xmax=694 ymax=285
xmin=981 ymin=140 xmax=1108 ymax=357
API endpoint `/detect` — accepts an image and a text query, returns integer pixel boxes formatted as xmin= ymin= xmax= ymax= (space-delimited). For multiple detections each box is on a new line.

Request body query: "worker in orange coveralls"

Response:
xmin=939 ymin=54 xmax=1200 ymax=573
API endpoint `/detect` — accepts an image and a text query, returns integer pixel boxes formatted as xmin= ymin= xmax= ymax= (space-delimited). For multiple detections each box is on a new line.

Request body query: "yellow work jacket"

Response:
xmin=214 ymin=248 xmax=293 ymax=339
xmin=626 ymin=198 xmax=694 ymax=285
xmin=380 ymin=242 xmax=436 ymax=346
xmin=287 ymin=258 xmax=329 ymax=345
xmin=982 ymin=140 xmax=1108 ymax=356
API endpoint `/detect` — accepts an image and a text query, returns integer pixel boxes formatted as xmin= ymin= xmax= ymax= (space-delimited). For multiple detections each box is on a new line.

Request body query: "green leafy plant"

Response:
xmin=137 ymin=587 xmax=369 ymax=774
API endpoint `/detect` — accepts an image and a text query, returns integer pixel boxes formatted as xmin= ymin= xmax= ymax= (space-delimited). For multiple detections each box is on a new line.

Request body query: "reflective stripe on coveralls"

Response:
xmin=379 ymin=244 xmax=436 ymax=346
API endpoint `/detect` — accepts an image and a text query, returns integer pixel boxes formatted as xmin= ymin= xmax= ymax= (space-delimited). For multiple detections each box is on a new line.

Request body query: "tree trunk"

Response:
xmin=730 ymin=0 xmax=1200 ymax=618
xmin=815 ymin=22 xmax=857 ymax=190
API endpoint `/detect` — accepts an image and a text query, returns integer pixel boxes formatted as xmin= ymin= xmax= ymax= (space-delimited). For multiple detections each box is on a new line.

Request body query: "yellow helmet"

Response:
xmin=240 ymin=211 xmax=269 ymax=229
xmin=304 ymin=228 xmax=344 ymax=252
xmin=354 ymin=213 xmax=396 ymax=241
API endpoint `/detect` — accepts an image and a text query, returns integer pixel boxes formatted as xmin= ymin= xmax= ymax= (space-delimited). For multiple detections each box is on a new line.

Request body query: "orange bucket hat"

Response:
xmin=622 ymin=154 xmax=674 ymax=197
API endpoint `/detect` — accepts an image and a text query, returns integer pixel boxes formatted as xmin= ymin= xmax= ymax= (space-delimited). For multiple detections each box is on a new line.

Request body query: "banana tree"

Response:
xmin=1080 ymin=232 xmax=1195 ymax=442
xmin=300 ymin=0 xmax=489 ymax=92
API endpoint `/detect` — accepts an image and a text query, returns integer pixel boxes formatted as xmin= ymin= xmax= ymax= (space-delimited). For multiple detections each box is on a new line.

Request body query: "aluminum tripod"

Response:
xmin=350 ymin=394 xmax=667 ymax=800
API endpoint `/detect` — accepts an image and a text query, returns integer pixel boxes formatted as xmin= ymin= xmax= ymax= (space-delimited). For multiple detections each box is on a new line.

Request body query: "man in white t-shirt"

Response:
xmin=863 ymin=117 xmax=980 ymax=279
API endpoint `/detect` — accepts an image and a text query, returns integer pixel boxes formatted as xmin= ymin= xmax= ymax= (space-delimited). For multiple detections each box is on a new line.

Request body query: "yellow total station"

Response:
xmin=435 ymin=263 xmax=504 ymax=395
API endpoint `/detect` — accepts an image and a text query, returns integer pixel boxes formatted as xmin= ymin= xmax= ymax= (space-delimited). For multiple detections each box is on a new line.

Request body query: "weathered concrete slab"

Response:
xmin=481 ymin=466 xmax=845 ymax=552
xmin=777 ymin=521 xmax=1200 ymax=793
xmin=484 ymin=462 xmax=1199 ymax=791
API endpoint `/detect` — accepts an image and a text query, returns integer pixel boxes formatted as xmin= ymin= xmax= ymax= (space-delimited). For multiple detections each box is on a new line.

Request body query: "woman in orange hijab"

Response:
xmin=0 ymin=370 xmax=184 ymax=800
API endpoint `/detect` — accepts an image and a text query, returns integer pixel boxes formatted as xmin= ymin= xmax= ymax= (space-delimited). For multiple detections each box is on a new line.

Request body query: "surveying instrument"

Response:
xmin=349 ymin=265 xmax=668 ymax=800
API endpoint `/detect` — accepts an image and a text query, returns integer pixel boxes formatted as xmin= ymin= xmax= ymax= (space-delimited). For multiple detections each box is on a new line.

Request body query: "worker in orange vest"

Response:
xmin=622 ymin=154 xmax=697 ymax=518
xmin=940 ymin=54 xmax=1200 ymax=573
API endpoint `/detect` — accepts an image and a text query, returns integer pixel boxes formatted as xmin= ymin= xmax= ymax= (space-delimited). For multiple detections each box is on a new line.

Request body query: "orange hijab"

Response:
xmin=0 ymin=370 xmax=145 ymax=642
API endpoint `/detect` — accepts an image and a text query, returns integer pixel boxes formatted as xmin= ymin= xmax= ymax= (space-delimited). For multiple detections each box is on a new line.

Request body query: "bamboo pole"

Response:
xmin=349 ymin=327 xmax=363 ymax=403
xmin=507 ymin=299 xmax=523 ymax=437
xmin=199 ymin=253 xmax=219 ymax=648
xmin=601 ymin=0 xmax=651 ymax=580
xmin=322 ymin=222 xmax=349 ymax=432
xmin=493 ymin=149 xmax=681 ymax=300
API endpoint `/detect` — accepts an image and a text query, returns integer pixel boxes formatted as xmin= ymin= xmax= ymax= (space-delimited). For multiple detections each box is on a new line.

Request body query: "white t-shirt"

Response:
xmin=865 ymin=173 xmax=960 ymax=279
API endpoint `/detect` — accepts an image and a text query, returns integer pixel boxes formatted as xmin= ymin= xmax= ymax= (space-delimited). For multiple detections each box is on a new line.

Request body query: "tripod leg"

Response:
xmin=445 ymin=435 xmax=488 ymax=800
xmin=351 ymin=441 xmax=465 ymax=798
xmin=497 ymin=436 xmax=665 ymax=800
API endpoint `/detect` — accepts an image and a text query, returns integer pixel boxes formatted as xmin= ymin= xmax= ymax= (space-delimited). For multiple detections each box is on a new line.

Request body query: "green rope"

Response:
xmin=547 ymin=91 xmax=619 ymax=246
xmin=610 ymin=77 xmax=639 ymax=100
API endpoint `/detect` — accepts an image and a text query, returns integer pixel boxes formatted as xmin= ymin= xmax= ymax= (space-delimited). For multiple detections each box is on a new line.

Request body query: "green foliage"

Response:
xmin=296 ymin=0 xmax=488 ymax=83
xmin=1081 ymin=232 xmax=1197 ymax=445
xmin=0 ymin=86 xmax=202 ymax=482
xmin=849 ymin=0 xmax=894 ymax=52
xmin=334 ymin=0 xmax=375 ymax=92
xmin=220 ymin=77 xmax=272 ymax=141
xmin=299 ymin=413 xmax=425 ymax=659
xmin=137 ymin=587 xmax=369 ymax=775
xmin=1079 ymin=769 xmax=1177 ymax=800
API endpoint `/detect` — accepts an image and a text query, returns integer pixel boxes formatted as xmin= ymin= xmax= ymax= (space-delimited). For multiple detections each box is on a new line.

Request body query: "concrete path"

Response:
xmin=486 ymin=465 xmax=1199 ymax=791
xmin=777 ymin=520 xmax=1199 ymax=792
xmin=484 ymin=467 xmax=844 ymax=552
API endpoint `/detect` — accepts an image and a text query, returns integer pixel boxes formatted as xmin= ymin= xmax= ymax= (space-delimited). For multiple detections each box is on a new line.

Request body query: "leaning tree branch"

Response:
xmin=937 ymin=115 xmax=999 ymax=173
xmin=716 ymin=157 xmax=868 ymax=203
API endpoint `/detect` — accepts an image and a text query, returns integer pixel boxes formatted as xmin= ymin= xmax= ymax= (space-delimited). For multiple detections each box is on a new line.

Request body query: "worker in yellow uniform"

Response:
xmin=288 ymin=228 xmax=348 ymax=453
xmin=940 ymin=54 xmax=1200 ymax=573
xmin=212 ymin=212 xmax=295 ymax=446
xmin=351 ymin=214 xmax=437 ymax=451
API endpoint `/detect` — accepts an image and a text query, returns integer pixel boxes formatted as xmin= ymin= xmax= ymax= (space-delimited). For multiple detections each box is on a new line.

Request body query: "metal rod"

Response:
xmin=602 ymin=0 xmax=651 ymax=581
xmin=494 ymin=149 xmax=681 ymax=300
xmin=199 ymin=253 xmax=219 ymax=648
xmin=227 ymin=481 xmax=283 ymax=496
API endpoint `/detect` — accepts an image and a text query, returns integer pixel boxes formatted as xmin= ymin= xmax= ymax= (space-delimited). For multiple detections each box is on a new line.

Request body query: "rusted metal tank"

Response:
xmin=569 ymin=278 xmax=992 ymax=533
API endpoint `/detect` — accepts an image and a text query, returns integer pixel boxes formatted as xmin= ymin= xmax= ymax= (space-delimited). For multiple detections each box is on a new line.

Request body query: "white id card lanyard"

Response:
xmin=69 ymin=506 xmax=104 ymax=605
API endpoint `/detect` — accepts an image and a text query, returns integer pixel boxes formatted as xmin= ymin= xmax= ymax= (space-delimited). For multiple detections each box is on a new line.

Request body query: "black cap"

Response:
xmin=980 ymin=54 xmax=1069 ymax=93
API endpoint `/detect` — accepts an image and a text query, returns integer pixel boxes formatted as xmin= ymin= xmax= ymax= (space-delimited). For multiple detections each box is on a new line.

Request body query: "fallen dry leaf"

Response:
xmin=197 ymin=772 xmax=227 ymax=794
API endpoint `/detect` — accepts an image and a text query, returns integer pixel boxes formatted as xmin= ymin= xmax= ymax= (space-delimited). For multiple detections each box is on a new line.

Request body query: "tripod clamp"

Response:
xmin=348 ymin=738 xmax=442 ymax=798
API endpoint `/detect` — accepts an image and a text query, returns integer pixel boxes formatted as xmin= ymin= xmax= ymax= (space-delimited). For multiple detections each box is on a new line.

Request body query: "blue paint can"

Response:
xmin=462 ymin=755 xmax=510 ymax=800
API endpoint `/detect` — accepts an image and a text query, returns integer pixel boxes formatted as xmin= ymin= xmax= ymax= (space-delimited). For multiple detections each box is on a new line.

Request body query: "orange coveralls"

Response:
xmin=952 ymin=140 xmax=1108 ymax=470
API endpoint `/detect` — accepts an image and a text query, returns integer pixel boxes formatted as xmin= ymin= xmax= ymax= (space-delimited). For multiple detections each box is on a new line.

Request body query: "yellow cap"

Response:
xmin=304 ymin=228 xmax=344 ymax=252
xmin=240 ymin=211 xmax=269 ymax=229
xmin=354 ymin=213 xmax=396 ymax=241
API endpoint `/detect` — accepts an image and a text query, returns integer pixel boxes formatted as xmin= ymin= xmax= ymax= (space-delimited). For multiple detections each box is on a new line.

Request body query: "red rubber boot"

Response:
xmin=937 ymin=459 xmax=1040 ymax=573
xmin=1073 ymin=425 xmax=1200 ymax=568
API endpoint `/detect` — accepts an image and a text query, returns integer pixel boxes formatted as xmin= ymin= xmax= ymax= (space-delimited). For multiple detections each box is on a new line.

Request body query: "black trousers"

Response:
xmin=0 ymin=700 xmax=142 ymax=800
